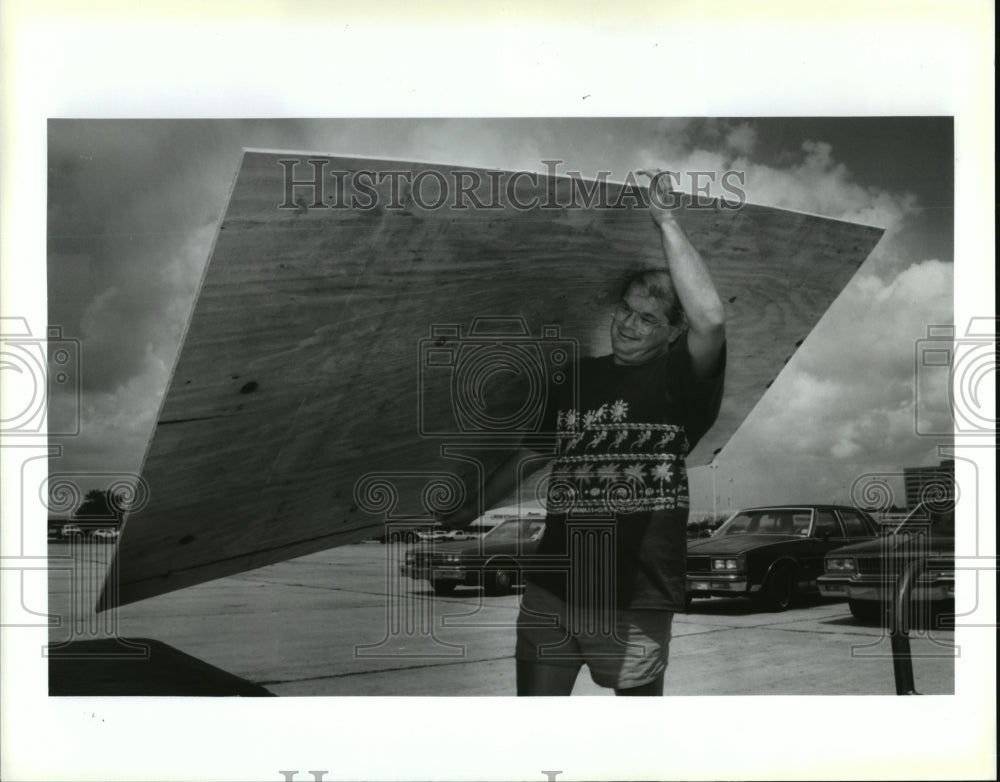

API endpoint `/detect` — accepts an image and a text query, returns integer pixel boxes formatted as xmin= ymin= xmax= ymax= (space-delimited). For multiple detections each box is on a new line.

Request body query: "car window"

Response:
xmin=720 ymin=514 xmax=752 ymax=534
xmin=812 ymin=510 xmax=842 ymax=538
xmin=486 ymin=520 xmax=542 ymax=541
xmin=486 ymin=522 xmax=520 ymax=541
xmin=717 ymin=510 xmax=810 ymax=535
xmin=755 ymin=514 xmax=785 ymax=533
xmin=791 ymin=514 xmax=812 ymax=536
xmin=838 ymin=509 xmax=872 ymax=537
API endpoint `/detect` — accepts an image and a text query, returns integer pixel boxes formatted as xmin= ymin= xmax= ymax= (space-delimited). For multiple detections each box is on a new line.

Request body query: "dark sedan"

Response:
xmin=686 ymin=505 xmax=880 ymax=611
xmin=818 ymin=502 xmax=954 ymax=624
xmin=400 ymin=518 xmax=546 ymax=596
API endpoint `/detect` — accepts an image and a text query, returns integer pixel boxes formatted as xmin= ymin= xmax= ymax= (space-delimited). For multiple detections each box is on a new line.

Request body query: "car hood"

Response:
xmin=826 ymin=532 xmax=954 ymax=558
xmin=687 ymin=534 xmax=804 ymax=556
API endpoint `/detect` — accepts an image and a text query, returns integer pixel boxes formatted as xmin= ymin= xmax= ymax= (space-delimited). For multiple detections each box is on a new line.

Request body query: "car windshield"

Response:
xmin=715 ymin=509 xmax=813 ymax=536
xmin=484 ymin=519 xmax=545 ymax=542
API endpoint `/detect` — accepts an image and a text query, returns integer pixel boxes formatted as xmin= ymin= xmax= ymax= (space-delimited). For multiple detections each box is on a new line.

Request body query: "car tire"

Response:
xmin=485 ymin=562 xmax=518 ymax=596
xmin=758 ymin=564 xmax=796 ymax=611
xmin=848 ymin=599 xmax=884 ymax=624
xmin=684 ymin=594 xmax=694 ymax=611
xmin=431 ymin=579 xmax=458 ymax=596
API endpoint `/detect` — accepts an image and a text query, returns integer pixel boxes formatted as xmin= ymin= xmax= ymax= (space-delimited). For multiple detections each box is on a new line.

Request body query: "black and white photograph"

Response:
xmin=42 ymin=116 xmax=959 ymax=695
xmin=1 ymin=3 xmax=995 ymax=782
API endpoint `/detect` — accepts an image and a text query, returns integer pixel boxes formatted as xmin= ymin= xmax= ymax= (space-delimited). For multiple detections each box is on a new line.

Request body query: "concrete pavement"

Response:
xmin=48 ymin=541 xmax=955 ymax=696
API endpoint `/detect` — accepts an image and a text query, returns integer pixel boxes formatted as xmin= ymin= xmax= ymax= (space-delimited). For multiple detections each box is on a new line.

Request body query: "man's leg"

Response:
xmin=516 ymin=659 xmax=581 ymax=696
xmin=614 ymin=672 xmax=664 ymax=696
xmin=516 ymin=582 xmax=582 ymax=695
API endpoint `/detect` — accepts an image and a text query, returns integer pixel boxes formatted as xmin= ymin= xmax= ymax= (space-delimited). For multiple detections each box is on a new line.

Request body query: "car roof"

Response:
xmin=732 ymin=505 xmax=866 ymax=512
xmin=731 ymin=506 xmax=814 ymax=513
xmin=495 ymin=517 xmax=544 ymax=525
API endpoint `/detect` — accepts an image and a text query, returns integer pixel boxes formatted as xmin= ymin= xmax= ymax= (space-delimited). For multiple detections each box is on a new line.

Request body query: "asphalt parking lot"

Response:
xmin=48 ymin=541 xmax=956 ymax=696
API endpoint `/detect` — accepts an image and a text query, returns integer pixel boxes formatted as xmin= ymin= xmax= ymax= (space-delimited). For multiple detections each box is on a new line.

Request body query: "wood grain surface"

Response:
xmin=99 ymin=151 xmax=883 ymax=609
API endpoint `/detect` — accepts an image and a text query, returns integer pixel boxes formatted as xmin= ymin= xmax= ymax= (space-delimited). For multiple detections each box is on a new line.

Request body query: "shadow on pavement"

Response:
xmin=48 ymin=638 xmax=275 ymax=696
xmin=685 ymin=593 xmax=838 ymax=616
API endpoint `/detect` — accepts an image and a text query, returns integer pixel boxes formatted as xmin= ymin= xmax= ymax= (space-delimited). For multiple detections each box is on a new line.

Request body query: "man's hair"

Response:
xmin=621 ymin=269 xmax=687 ymax=328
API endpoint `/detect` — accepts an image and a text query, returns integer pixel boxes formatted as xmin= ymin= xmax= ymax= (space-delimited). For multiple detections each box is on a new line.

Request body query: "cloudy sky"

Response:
xmin=46 ymin=117 xmax=954 ymax=516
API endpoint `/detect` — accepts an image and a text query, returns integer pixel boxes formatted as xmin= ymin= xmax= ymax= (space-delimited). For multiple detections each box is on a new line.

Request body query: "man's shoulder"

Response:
xmin=578 ymin=354 xmax=620 ymax=374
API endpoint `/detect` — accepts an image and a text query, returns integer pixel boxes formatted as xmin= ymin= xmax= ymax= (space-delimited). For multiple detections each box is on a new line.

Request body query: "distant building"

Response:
xmin=903 ymin=459 xmax=955 ymax=509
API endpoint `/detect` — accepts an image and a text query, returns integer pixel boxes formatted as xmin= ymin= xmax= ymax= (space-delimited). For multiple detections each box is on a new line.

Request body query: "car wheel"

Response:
xmin=684 ymin=594 xmax=694 ymax=611
xmin=758 ymin=565 xmax=796 ymax=611
xmin=431 ymin=578 xmax=458 ymax=596
xmin=485 ymin=563 xmax=518 ymax=596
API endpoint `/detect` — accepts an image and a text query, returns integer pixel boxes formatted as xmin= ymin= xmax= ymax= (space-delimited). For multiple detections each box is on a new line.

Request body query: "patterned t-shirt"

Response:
xmin=529 ymin=337 xmax=726 ymax=611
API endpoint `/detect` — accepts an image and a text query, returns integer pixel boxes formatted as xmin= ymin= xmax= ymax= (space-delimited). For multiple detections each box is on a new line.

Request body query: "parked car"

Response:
xmin=417 ymin=527 xmax=460 ymax=542
xmin=466 ymin=517 xmax=504 ymax=537
xmin=413 ymin=515 xmax=524 ymax=543
xmin=377 ymin=517 xmax=506 ymax=544
xmin=686 ymin=505 xmax=880 ymax=611
xmin=401 ymin=518 xmax=546 ymax=596
xmin=376 ymin=523 xmax=432 ymax=544
xmin=59 ymin=523 xmax=84 ymax=539
xmin=818 ymin=502 xmax=954 ymax=624
xmin=415 ymin=522 xmax=479 ymax=542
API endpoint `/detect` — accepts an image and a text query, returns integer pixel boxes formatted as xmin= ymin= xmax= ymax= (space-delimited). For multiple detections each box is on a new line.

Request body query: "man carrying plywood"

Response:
xmin=450 ymin=175 xmax=727 ymax=696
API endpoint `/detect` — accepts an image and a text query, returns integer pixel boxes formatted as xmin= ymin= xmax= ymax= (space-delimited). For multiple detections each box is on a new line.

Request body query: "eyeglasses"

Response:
xmin=613 ymin=300 xmax=668 ymax=335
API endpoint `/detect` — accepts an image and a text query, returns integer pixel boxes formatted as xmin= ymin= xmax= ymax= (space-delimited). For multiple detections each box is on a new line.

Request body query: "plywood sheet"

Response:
xmin=100 ymin=150 xmax=883 ymax=609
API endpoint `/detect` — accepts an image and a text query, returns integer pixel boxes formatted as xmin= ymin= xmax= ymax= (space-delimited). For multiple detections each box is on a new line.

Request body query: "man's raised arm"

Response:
xmin=643 ymin=172 xmax=727 ymax=379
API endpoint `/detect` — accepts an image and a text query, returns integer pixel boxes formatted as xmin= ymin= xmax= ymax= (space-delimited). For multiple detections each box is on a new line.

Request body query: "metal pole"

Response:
xmin=711 ymin=463 xmax=718 ymax=520
xmin=890 ymin=559 xmax=923 ymax=695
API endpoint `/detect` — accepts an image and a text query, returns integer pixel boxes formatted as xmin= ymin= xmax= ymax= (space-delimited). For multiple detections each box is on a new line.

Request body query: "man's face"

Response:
xmin=609 ymin=283 xmax=677 ymax=365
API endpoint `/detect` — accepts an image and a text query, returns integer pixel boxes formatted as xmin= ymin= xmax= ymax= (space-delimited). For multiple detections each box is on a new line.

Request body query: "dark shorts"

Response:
xmin=515 ymin=582 xmax=673 ymax=690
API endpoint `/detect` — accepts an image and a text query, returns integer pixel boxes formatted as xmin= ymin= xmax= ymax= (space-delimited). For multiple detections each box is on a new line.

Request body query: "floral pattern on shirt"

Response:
xmin=549 ymin=399 xmax=690 ymax=513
